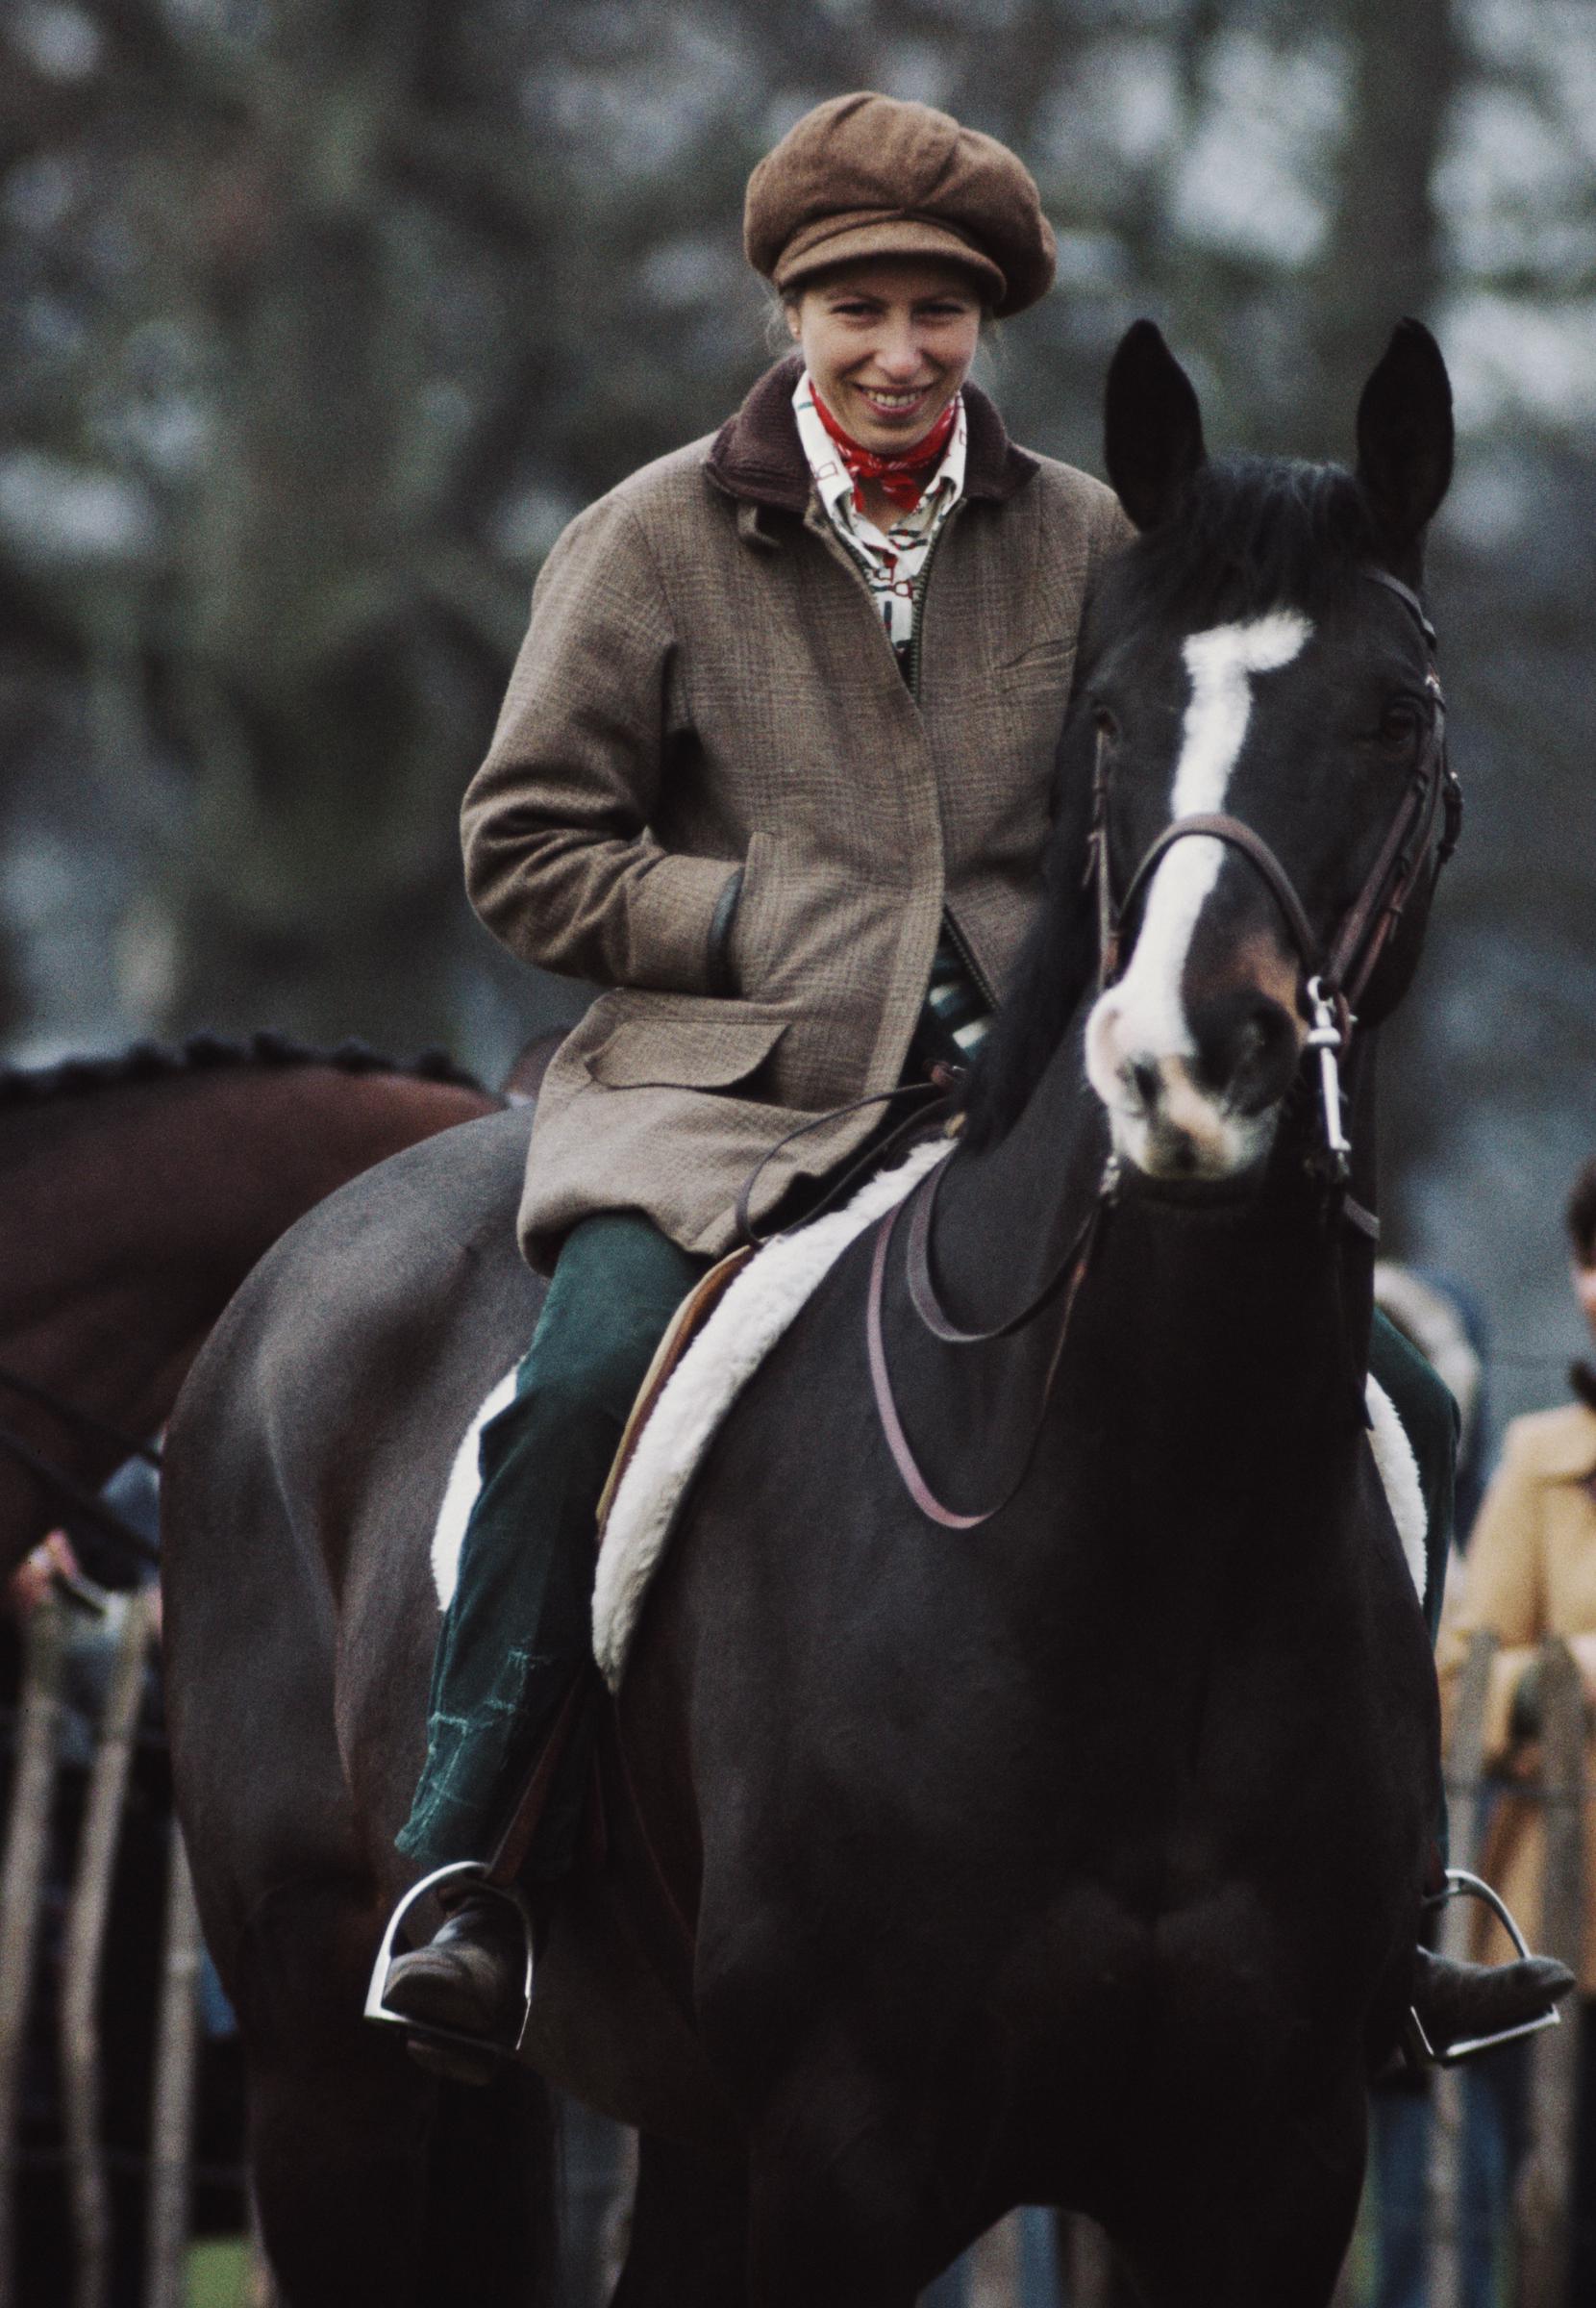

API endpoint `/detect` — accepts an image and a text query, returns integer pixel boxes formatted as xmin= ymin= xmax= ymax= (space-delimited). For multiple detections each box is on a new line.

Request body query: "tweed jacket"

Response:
xmin=1438 ymin=1402 xmax=1596 ymax=1992
xmin=461 ymin=354 xmax=1129 ymax=1267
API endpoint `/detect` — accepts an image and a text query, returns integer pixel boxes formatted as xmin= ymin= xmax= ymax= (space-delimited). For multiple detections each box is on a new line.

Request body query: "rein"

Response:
xmin=0 ymin=1421 xmax=160 ymax=1566
xmin=735 ymin=1076 xmax=956 ymax=1248
xmin=865 ymin=566 xmax=1461 ymax=1528
xmin=0 ymin=1363 xmax=162 ymax=1569
xmin=866 ymin=1156 xmax=1118 ymax=1529
xmin=0 ymin=1362 xmax=162 ymax=1468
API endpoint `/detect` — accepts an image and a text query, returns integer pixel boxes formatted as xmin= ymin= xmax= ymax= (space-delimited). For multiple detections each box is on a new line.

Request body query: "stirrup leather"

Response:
xmin=363 ymin=1860 xmax=536 ymax=2061
xmin=1405 ymin=1868 xmax=1562 ymax=2068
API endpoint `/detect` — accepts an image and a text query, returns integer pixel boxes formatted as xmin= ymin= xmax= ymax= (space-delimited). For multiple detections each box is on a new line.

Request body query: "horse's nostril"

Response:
xmin=1192 ymin=991 xmax=1297 ymax=1117
xmin=1230 ymin=1002 xmax=1297 ymax=1116
xmin=1131 ymin=1060 xmax=1160 ymax=1110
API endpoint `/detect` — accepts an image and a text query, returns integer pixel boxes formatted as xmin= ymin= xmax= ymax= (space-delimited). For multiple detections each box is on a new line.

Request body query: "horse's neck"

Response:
xmin=938 ymin=1014 xmax=1115 ymax=1318
xmin=3 ymin=1067 xmax=485 ymax=1331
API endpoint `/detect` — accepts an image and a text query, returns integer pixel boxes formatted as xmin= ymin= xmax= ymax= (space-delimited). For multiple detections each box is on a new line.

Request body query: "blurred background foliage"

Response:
xmin=1 ymin=0 xmax=1593 ymax=1425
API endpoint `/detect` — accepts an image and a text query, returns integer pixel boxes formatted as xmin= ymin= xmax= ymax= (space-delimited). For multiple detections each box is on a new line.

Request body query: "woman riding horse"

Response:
xmin=381 ymin=91 xmax=1564 ymax=2066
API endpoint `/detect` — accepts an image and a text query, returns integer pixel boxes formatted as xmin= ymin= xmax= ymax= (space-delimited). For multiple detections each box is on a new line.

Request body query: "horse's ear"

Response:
xmin=1104 ymin=320 xmax=1207 ymax=532
xmin=1355 ymin=319 xmax=1453 ymax=572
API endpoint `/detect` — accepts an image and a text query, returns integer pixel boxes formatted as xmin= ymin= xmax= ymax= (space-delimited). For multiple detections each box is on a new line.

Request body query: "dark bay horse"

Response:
xmin=162 ymin=319 xmax=1458 ymax=2307
xmin=0 ymin=1034 xmax=495 ymax=1579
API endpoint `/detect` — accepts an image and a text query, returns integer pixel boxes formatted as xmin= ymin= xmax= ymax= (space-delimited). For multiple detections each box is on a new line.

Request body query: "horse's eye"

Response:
xmin=1092 ymin=703 xmax=1120 ymax=743
xmin=1377 ymin=701 xmax=1424 ymax=757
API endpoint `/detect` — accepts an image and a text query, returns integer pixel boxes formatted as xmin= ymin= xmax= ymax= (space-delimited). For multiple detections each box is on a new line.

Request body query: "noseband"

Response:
xmin=1086 ymin=568 xmax=1463 ymax=1178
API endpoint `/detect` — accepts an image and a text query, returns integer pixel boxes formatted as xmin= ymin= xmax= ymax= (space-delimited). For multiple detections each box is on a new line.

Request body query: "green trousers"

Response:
xmin=397 ymin=1211 xmax=706 ymax=1876
xmin=398 ymin=1201 xmax=1457 ymax=1879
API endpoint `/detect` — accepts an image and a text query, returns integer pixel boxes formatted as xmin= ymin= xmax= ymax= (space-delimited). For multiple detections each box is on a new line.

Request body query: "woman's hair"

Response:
xmin=1567 ymin=1158 xmax=1596 ymax=1265
xmin=764 ymin=292 xmax=796 ymax=356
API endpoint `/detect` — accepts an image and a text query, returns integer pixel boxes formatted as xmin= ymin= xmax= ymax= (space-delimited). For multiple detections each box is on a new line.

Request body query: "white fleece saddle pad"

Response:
xmin=431 ymin=1148 xmax=1429 ymax=1690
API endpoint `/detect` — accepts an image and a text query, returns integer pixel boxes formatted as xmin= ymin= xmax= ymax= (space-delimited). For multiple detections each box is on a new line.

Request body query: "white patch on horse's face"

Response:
xmin=1085 ymin=611 xmax=1311 ymax=1179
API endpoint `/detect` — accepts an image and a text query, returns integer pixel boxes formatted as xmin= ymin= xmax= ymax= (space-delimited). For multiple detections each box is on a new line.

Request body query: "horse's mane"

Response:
xmin=960 ymin=454 xmax=1384 ymax=1151
xmin=0 ymin=1030 xmax=486 ymax=1110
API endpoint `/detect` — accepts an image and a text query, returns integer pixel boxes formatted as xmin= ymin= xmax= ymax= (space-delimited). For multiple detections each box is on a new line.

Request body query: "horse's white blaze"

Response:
xmin=1086 ymin=611 xmax=1310 ymax=1176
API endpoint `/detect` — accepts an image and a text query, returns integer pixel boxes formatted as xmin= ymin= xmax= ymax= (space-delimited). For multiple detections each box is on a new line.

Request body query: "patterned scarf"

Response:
xmin=810 ymin=388 xmax=960 ymax=514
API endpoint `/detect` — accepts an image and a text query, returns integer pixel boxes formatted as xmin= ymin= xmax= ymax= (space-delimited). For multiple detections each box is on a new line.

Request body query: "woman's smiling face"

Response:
xmin=786 ymin=259 xmax=985 ymax=454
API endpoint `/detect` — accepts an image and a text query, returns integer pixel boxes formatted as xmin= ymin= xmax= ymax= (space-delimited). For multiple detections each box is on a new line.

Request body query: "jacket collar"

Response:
xmin=705 ymin=353 xmax=1036 ymax=516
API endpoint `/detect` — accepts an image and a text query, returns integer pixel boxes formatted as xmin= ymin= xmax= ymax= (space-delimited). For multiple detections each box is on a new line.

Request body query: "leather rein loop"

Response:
xmin=867 ymin=1161 xmax=1114 ymax=1530
xmin=865 ymin=566 xmax=1459 ymax=1529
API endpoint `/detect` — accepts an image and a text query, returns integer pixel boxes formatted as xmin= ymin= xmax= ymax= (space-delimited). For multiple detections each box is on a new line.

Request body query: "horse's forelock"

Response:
xmin=1102 ymin=456 xmax=1383 ymax=640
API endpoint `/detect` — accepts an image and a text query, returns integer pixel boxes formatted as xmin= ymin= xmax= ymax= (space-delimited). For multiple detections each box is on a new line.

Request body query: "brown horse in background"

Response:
xmin=0 ymin=1033 xmax=497 ymax=1578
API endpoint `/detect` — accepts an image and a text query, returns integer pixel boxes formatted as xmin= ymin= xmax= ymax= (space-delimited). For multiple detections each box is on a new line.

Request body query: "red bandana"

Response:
xmin=811 ymin=388 xmax=960 ymax=516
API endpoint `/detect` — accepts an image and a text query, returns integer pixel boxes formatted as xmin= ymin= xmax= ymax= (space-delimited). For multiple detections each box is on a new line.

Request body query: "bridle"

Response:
xmin=865 ymin=567 xmax=1463 ymax=1528
xmin=1088 ymin=567 xmax=1461 ymax=1182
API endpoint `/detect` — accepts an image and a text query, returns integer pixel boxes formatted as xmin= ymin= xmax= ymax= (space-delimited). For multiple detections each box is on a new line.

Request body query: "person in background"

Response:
xmin=1438 ymin=1157 xmax=1596 ymax=2304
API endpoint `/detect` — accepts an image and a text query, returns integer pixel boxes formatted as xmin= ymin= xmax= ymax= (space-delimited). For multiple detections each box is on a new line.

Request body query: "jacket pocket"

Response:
xmin=1001 ymin=636 xmax=1073 ymax=666
xmin=726 ymin=829 xmax=779 ymax=996
xmin=583 ymin=993 xmax=789 ymax=1091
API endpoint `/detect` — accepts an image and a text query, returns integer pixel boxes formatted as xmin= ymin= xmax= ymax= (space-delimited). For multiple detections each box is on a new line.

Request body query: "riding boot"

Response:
xmin=377 ymin=1211 xmax=705 ymax=2074
xmin=384 ymin=1889 xmax=535 ymax=2082
xmin=1409 ymin=1944 xmax=1575 ymax=2062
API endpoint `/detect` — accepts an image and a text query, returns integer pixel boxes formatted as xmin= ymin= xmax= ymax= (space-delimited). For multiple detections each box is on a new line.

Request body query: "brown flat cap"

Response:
xmin=745 ymin=92 xmax=1056 ymax=320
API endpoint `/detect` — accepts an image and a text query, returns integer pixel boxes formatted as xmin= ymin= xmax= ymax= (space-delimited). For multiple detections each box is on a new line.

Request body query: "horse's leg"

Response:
xmin=743 ymin=2153 xmax=950 ymax=2308
xmin=237 ymin=1877 xmax=556 ymax=2308
xmin=240 ymin=1882 xmax=436 ymax=2307
xmin=417 ymin=2065 xmax=558 ymax=2306
xmin=1117 ymin=2085 xmax=1365 ymax=2308
xmin=739 ymin=2073 xmax=971 ymax=2308
xmin=610 ymin=2133 xmax=750 ymax=2308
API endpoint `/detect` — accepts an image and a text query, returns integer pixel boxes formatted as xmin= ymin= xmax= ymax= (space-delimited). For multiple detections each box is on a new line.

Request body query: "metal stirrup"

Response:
xmin=1405 ymin=1868 xmax=1562 ymax=2068
xmin=363 ymin=1860 xmax=536 ymax=2059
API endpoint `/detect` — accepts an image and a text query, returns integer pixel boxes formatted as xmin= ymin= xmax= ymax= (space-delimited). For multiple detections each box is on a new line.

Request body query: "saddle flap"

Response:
xmin=595 ymin=1244 xmax=757 ymax=1536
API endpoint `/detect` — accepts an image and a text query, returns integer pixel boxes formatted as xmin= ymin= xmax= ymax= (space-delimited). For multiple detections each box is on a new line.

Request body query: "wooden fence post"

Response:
xmin=61 ymin=1588 xmax=156 ymax=2308
xmin=145 ymin=1830 xmax=204 ymax=2308
xmin=0 ymin=1592 xmax=69 ymax=2302
xmin=1065 ymin=2212 xmax=1118 ymax=2306
xmin=1427 ymin=1626 xmax=1496 ymax=2308
xmin=965 ymin=2210 xmax=1025 ymax=2308
xmin=1514 ymin=1637 xmax=1584 ymax=2308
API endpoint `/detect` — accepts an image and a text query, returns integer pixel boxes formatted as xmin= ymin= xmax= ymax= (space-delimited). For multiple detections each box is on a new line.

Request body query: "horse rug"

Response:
xmin=431 ymin=1142 xmax=1428 ymax=1691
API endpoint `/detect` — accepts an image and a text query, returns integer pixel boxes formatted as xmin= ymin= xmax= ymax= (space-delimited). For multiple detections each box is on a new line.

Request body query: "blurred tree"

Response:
xmin=2 ymin=0 xmax=1596 ymax=1412
xmin=1306 ymin=0 xmax=1456 ymax=449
